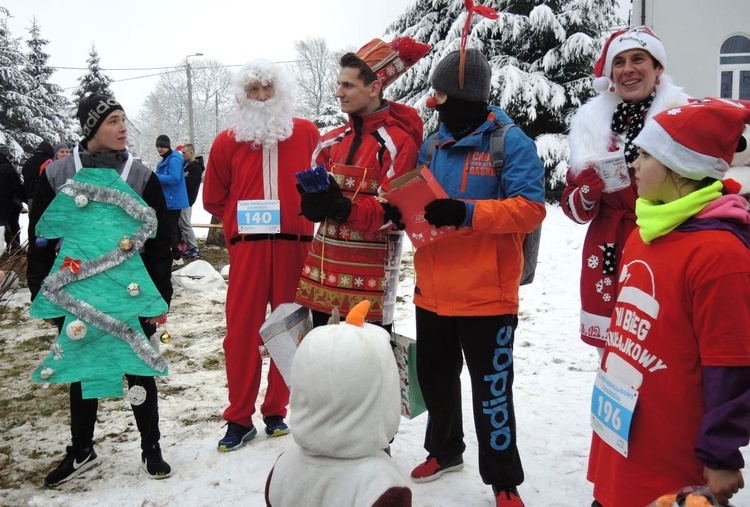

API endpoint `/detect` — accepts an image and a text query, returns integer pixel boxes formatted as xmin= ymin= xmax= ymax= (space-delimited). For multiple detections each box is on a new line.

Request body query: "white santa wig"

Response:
xmin=230 ymin=59 xmax=296 ymax=147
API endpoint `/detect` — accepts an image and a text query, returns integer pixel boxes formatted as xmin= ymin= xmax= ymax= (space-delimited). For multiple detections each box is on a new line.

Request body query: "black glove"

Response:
xmin=424 ymin=198 xmax=466 ymax=228
xmin=324 ymin=178 xmax=352 ymax=223
xmin=381 ymin=201 xmax=406 ymax=230
xmin=298 ymin=179 xmax=352 ymax=224
xmin=298 ymin=183 xmax=333 ymax=223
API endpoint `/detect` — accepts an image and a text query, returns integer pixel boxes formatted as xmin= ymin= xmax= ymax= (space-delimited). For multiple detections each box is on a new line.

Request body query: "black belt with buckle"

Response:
xmin=229 ymin=233 xmax=314 ymax=245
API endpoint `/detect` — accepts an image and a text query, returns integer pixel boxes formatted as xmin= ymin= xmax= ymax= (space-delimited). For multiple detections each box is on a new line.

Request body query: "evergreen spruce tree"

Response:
xmin=24 ymin=19 xmax=75 ymax=145
xmin=385 ymin=0 xmax=620 ymax=201
xmin=312 ymin=103 xmax=347 ymax=133
xmin=0 ymin=8 xmax=43 ymax=153
xmin=73 ymin=44 xmax=115 ymax=102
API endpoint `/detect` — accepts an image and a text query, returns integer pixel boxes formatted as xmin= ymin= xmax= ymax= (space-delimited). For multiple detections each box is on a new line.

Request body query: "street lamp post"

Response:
xmin=185 ymin=53 xmax=203 ymax=145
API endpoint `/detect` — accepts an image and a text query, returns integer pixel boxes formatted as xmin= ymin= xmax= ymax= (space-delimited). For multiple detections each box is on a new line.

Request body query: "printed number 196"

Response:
xmin=595 ymin=396 xmax=622 ymax=431
xmin=246 ymin=212 xmax=272 ymax=224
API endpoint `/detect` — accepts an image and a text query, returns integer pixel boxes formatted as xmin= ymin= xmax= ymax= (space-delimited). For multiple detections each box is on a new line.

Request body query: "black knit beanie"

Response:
xmin=155 ymin=135 xmax=171 ymax=149
xmin=431 ymin=49 xmax=491 ymax=103
xmin=77 ymin=94 xmax=124 ymax=142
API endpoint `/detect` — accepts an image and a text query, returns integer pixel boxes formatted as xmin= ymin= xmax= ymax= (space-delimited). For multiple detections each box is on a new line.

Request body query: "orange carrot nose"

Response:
xmin=345 ymin=300 xmax=370 ymax=327
xmin=426 ymin=96 xmax=438 ymax=109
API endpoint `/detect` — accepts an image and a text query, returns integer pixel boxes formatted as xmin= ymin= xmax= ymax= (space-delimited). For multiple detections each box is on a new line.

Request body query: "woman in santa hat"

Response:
xmin=588 ymin=97 xmax=750 ymax=507
xmin=562 ymin=27 xmax=690 ymax=354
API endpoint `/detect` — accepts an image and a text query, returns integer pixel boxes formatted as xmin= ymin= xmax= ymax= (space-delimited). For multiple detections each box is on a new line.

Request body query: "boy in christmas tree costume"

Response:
xmin=27 ymin=93 xmax=174 ymax=485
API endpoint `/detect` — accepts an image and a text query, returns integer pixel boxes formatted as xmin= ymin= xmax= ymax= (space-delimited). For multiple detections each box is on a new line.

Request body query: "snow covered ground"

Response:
xmin=2 ymin=204 xmax=748 ymax=507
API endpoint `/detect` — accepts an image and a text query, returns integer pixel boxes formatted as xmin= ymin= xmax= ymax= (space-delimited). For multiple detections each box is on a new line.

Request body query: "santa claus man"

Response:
xmin=203 ymin=59 xmax=319 ymax=452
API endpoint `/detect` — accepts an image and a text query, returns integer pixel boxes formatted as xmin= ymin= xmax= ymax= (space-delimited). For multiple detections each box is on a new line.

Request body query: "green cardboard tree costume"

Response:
xmin=31 ymin=166 xmax=168 ymax=399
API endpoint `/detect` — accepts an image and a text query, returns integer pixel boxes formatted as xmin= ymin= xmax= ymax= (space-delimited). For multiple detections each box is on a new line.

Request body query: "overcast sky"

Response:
xmin=4 ymin=0 xmax=631 ymax=115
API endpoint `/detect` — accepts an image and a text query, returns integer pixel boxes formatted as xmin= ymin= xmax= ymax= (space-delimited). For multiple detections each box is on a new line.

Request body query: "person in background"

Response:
xmin=563 ymin=27 xmax=689 ymax=355
xmin=1 ymin=145 xmax=26 ymax=255
xmin=295 ymin=37 xmax=427 ymax=330
xmin=155 ymin=135 xmax=188 ymax=266
xmin=588 ymin=98 xmax=750 ymax=507
xmin=409 ymin=48 xmax=545 ymax=507
xmin=52 ymin=143 xmax=71 ymax=160
xmin=178 ymin=143 xmax=204 ymax=259
xmin=203 ymin=59 xmax=319 ymax=452
xmin=21 ymin=141 xmax=54 ymax=210
xmin=26 ymin=93 xmax=173 ymax=485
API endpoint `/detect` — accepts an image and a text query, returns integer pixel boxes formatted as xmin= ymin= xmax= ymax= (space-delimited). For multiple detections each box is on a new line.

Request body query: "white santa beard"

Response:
xmin=230 ymin=97 xmax=294 ymax=147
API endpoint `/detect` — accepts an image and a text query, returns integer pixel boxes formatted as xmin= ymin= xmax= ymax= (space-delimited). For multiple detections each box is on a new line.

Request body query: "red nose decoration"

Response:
xmin=426 ymin=96 xmax=438 ymax=109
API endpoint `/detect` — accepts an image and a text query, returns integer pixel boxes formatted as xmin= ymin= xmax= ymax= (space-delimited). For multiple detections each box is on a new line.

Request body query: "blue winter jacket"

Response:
xmin=156 ymin=150 xmax=189 ymax=210
xmin=418 ymin=106 xmax=545 ymax=223
xmin=413 ymin=105 xmax=546 ymax=316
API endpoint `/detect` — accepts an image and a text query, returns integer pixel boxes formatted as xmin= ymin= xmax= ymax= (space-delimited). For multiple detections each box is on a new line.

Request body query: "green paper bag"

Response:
xmin=391 ymin=332 xmax=426 ymax=419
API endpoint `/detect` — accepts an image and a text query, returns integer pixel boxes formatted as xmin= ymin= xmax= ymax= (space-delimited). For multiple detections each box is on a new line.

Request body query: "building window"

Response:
xmin=719 ymin=35 xmax=750 ymax=99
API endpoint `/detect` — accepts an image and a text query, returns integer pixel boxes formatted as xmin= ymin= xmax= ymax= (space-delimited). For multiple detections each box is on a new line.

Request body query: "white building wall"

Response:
xmin=631 ymin=0 xmax=750 ymax=98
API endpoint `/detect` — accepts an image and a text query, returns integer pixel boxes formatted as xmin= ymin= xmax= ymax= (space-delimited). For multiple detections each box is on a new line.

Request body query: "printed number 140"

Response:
xmin=595 ymin=396 xmax=622 ymax=431
xmin=246 ymin=211 xmax=272 ymax=224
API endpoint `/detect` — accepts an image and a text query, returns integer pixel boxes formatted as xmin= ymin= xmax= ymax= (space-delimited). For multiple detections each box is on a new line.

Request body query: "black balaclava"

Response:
xmin=436 ymin=96 xmax=489 ymax=140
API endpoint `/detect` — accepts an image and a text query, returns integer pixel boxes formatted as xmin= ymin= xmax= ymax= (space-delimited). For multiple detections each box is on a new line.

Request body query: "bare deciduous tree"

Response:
xmin=131 ymin=58 xmax=233 ymax=167
xmin=290 ymin=38 xmax=342 ymax=126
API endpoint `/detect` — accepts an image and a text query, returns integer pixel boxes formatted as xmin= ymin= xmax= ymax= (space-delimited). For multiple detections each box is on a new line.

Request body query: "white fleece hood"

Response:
xmin=289 ymin=313 xmax=401 ymax=458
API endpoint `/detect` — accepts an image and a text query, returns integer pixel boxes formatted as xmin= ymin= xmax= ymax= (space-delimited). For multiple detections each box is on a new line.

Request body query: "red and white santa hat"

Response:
xmin=593 ymin=26 xmax=666 ymax=93
xmin=633 ymin=97 xmax=750 ymax=180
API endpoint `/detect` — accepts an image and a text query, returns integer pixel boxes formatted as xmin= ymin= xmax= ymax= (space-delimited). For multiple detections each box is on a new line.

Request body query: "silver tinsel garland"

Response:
xmin=41 ymin=179 xmax=166 ymax=372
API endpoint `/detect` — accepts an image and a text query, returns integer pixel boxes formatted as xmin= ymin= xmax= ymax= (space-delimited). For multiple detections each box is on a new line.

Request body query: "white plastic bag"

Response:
xmin=171 ymin=260 xmax=226 ymax=291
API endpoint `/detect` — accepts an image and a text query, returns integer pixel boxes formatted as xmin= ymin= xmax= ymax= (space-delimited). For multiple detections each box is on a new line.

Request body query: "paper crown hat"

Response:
xmin=593 ymin=26 xmax=666 ymax=93
xmin=355 ymin=37 xmax=431 ymax=89
xmin=633 ymin=97 xmax=750 ymax=181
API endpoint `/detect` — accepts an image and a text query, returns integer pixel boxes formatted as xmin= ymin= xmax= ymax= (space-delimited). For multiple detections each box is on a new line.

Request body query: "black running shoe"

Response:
xmin=141 ymin=444 xmax=171 ymax=479
xmin=44 ymin=446 xmax=100 ymax=486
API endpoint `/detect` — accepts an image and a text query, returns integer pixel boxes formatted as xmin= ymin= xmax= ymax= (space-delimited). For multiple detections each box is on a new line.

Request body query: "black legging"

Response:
xmin=70 ymin=375 xmax=161 ymax=451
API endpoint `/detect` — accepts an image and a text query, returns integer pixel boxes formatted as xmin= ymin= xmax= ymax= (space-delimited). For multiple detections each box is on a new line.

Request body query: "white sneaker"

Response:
xmin=172 ymin=258 xmax=184 ymax=267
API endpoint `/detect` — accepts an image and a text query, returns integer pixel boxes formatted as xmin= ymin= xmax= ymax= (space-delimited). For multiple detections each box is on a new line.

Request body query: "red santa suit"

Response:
xmin=203 ymin=118 xmax=319 ymax=427
xmin=562 ymin=77 xmax=688 ymax=348
xmin=295 ymin=102 xmax=421 ymax=323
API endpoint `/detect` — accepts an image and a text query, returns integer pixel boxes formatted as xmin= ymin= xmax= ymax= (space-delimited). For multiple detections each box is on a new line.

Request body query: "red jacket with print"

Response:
xmin=295 ymin=101 xmax=421 ymax=321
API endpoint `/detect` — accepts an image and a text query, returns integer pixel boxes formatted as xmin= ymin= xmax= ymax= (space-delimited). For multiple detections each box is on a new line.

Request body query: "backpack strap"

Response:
xmin=424 ymin=134 xmax=439 ymax=164
xmin=490 ymin=122 xmax=516 ymax=179
xmin=427 ymin=123 xmax=513 ymax=173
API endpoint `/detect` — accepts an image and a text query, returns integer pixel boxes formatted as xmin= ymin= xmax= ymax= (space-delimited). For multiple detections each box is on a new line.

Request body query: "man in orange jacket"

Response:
xmin=409 ymin=49 xmax=546 ymax=507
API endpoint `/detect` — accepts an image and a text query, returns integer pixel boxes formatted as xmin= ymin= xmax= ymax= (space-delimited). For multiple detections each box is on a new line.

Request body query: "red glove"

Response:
xmin=574 ymin=167 xmax=605 ymax=204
